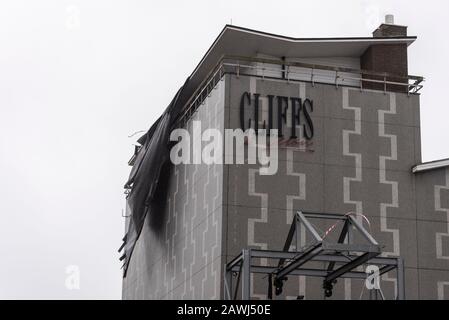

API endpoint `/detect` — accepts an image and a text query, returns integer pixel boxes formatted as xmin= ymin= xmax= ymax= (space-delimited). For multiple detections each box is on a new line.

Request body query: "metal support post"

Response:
xmin=397 ymin=257 xmax=405 ymax=300
xmin=224 ymin=267 xmax=233 ymax=300
xmin=242 ymin=249 xmax=251 ymax=300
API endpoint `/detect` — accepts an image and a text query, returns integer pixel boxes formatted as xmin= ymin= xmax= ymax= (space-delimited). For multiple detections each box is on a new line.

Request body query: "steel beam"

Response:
xmin=301 ymin=212 xmax=347 ymax=220
xmin=283 ymin=214 xmax=297 ymax=252
xmin=297 ymin=211 xmax=323 ymax=242
xmin=276 ymin=244 xmax=323 ymax=280
xmin=295 ymin=214 xmax=301 ymax=251
xmin=397 ymin=257 xmax=405 ymax=300
xmin=233 ymin=263 xmax=242 ymax=300
xmin=224 ymin=268 xmax=232 ymax=300
xmin=249 ymin=266 xmax=369 ymax=279
xmin=249 ymin=249 xmax=398 ymax=266
xmin=322 ymin=243 xmax=381 ymax=253
xmin=326 ymin=220 xmax=349 ymax=273
xmin=379 ymin=264 xmax=396 ymax=275
xmin=226 ymin=253 xmax=243 ymax=272
xmin=347 ymin=215 xmax=379 ymax=246
xmin=325 ymin=252 xmax=378 ymax=283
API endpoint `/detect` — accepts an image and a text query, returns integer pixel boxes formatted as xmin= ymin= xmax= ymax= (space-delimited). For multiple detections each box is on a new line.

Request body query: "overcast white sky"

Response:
xmin=0 ymin=0 xmax=448 ymax=299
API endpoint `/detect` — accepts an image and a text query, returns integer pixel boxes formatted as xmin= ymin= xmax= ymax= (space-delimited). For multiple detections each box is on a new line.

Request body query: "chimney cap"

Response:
xmin=385 ymin=14 xmax=395 ymax=25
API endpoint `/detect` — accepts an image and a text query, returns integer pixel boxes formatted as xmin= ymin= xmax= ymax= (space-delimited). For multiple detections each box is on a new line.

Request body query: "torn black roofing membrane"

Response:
xmin=119 ymin=79 xmax=188 ymax=276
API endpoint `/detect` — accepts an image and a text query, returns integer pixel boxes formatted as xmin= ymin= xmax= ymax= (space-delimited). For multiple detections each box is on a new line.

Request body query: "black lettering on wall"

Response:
xmin=277 ymin=96 xmax=289 ymax=138
xmin=290 ymin=97 xmax=302 ymax=139
xmin=303 ymin=98 xmax=314 ymax=139
xmin=238 ymin=92 xmax=314 ymax=141
xmin=240 ymin=91 xmax=251 ymax=131
xmin=267 ymin=95 xmax=274 ymax=136
xmin=253 ymin=93 xmax=260 ymax=134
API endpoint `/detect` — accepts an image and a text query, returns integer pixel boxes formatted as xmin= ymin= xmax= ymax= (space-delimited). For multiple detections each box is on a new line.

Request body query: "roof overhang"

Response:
xmin=179 ymin=25 xmax=416 ymax=111
xmin=412 ymin=158 xmax=449 ymax=174
xmin=191 ymin=25 xmax=416 ymax=78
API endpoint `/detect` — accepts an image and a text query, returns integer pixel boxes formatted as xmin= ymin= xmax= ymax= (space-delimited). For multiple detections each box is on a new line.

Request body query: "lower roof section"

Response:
xmin=412 ymin=158 xmax=449 ymax=173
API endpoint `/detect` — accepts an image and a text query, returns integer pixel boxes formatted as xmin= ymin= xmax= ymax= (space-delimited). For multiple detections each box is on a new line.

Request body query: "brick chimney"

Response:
xmin=361 ymin=15 xmax=409 ymax=93
xmin=372 ymin=14 xmax=408 ymax=37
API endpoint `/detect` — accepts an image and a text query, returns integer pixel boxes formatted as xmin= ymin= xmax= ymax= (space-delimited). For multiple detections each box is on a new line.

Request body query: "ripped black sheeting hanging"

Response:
xmin=119 ymin=79 xmax=189 ymax=276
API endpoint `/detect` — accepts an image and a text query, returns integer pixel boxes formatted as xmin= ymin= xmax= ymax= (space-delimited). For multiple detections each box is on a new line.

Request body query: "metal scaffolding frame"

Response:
xmin=224 ymin=211 xmax=405 ymax=300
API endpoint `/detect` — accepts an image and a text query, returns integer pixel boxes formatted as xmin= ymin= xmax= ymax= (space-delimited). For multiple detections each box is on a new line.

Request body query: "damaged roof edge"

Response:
xmin=190 ymin=24 xmax=416 ymax=80
xmin=132 ymin=24 xmax=420 ymax=158
xmin=412 ymin=158 xmax=449 ymax=173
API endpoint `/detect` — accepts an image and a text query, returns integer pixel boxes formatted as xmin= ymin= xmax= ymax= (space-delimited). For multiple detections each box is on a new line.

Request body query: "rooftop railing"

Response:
xmin=175 ymin=55 xmax=424 ymax=128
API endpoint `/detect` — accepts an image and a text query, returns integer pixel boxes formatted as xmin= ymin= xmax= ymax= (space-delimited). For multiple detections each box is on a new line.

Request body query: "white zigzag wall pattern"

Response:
xmin=153 ymin=80 xmax=224 ymax=299
xmin=378 ymin=93 xmax=400 ymax=296
xmin=379 ymin=93 xmax=400 ymax=257
xmin=285 ymin=83 xmax=307 ymax=298
xmin=438 ymin=281 xmax=449 ymax=300
xmin=342 ymin=87 xmax=362 ymax=300
xmin=342 ymin=88 xmax=363 ymax=216
xmin=285 ymin=148 xmax=307 ymax=299
xmin=435 ymin=168 xmax=449 ymax=260
xmin=247 ymin=77 xmax=269 ymax=255
xmin=247 ymin=80 xmax=308 ymax=299
xmin=247 ymin=167 xmax=268 ymax=300
xmin=435 ymin=168 xmax=449 ymax=299
xmin=210 ymin=82 xmax=223 ymax=299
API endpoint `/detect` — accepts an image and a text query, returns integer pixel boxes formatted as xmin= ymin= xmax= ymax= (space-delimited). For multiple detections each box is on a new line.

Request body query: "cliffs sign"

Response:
xmin=239 ymin=92 xmax=314 ymax=141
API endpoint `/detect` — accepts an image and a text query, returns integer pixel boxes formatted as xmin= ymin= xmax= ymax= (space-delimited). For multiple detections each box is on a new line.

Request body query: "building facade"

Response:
xmin=122 ymin=22 xmax=449 ymax=300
